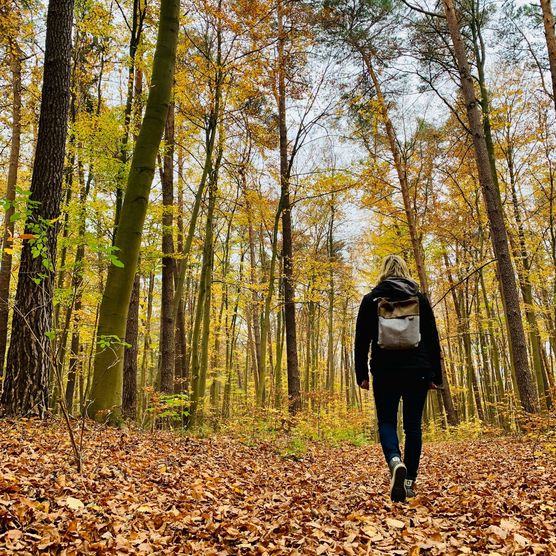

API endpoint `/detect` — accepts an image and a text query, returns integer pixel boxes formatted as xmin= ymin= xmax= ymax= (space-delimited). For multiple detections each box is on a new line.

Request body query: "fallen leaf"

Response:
xmin=514 ymin=533 xmax=529 ymax=547
xmin=65 ymin=496 xmax=84 ymax=510
xmin=386 ymin=518 xmax=405 ymax=529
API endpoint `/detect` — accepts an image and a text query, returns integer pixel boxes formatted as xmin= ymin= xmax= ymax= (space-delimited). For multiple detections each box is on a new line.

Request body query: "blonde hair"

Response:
xmin=378 ymin=255 xmax=412 ymax=282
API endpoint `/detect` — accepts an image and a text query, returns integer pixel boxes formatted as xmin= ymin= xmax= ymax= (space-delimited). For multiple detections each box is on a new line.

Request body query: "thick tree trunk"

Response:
xmin=1 ymin=0 xmax=74 ymax=417
xmin=277 ymin=0 xmax=301 ymax=414
xmin=160 ymin=103 xmax=175 ymax=394
xmin=89 ymin=0 xmax=179 ymax=421
xmin=442 ymin=0 xmax=539 ymax=414
xmin=52 ymin=24 xmax=82 ymax=342
xmin=0 ymin=45 xmax=22 ymax=379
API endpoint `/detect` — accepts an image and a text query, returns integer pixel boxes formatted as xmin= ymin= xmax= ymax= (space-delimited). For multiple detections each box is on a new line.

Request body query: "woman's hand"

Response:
xmin=429 ymin=382 xmax=442 ymax=390
xmin=359 ymin=379 xmax=370 ymax=390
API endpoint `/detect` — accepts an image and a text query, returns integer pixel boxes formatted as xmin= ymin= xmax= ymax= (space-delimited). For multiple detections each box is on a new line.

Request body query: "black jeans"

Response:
xmin=372 ymin=374 xmax=429 ymax=480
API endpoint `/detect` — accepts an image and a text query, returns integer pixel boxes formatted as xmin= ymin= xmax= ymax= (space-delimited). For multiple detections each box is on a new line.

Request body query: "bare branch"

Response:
xmin=400 ymin=0 xmax=444 ymax=19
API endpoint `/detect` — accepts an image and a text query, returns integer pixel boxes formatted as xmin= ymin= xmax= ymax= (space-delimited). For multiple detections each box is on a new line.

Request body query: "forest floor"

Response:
xmin=0 ymin=419 xmax=555 ymax=555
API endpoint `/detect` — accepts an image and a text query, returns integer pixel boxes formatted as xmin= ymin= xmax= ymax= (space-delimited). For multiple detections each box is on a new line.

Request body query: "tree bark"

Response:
xmin=174 ymin=150 xmax=187 ymax=389
xmin=89 ymin=0 xmax=179 ymax=421
xmin=160 ymin=103 xmax=175 ymax=394
xmin=120 ymin=53 xmax=144 ymax=417
xmin=278 ymin=0 xmax=301 ymax=414
xmin=122 ymin=273 xmax=140 ymax=419
xmin=326 ymin=205 xmax=335 ymax=392
xmin=1 ymin=0 xmax=74 ymax=417
xmin=258 ymin=206 xmax=282 ymax=406
xmin=442 ymin=0 xmax=539 ymax=414
xmin=242 ymin=173 xmax=263 ymax=392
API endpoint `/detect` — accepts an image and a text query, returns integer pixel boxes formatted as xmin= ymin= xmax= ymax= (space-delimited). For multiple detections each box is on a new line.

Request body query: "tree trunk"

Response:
xmin=89 ymin=0 xmax=179 ymax=421
xmin=442 ymin=0 xmax=539 ymax=414
xmin=258 ymin=202 xmax=282 ymax=406
xmin=174 ymin=150 xmax=187 ymax=389
xmin=122 ymin=273 xmax=140 ymax=419
xmin=160 ymin=103 xmax=175 ymax=394
xmin=275 ymin=302 xmax=284 ymax=409
xmin=223 ymin=251 xmax=243 ymax=418
xmin=1 ymin=0 xmax=74 ymax=417
xmin=0 ymin=45 xmax=22 ymax=379
xmin=189 ymin=181 xmax=217 ymax=428
xmin=120 ymin=51 xmax=144 ymax=417
xmin=52 ymin=24 xmax=81 ymax=341
xmin=277 ymin=0 xmax=301 ymax=414
xmin=243 ymin=174 xmax=262 ymax=391
xmin=326 ymin=205 xmax=335 ymax=392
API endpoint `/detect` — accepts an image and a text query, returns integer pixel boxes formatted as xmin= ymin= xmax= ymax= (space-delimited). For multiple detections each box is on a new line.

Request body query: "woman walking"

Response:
xmin=354 ymin=255 xmax=442 ymax=502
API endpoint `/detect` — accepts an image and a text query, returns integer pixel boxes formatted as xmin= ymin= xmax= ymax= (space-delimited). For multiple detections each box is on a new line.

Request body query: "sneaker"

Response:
xmin=388 ymin=457 xmax=407 ymax=502
xmin=404 ymin=479 xmax=416 ymax=498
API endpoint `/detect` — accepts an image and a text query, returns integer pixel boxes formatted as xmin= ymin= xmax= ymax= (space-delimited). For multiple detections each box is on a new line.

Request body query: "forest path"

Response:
xmin=0 ymin=420 xmax=554 ymax=555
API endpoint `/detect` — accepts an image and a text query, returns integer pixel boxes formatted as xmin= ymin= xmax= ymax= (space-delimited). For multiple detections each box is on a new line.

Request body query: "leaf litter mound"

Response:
xmin=0 ymin=419 xmax=554 ymax=555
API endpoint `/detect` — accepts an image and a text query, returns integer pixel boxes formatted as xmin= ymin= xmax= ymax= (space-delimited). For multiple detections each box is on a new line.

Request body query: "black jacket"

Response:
xmin=354 ymin=278 xmax=442 ymax=386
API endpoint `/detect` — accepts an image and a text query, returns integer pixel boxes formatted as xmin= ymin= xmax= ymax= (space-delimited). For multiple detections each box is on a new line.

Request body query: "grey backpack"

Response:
xmin=376 ymin=296 xmax=421 ymax=350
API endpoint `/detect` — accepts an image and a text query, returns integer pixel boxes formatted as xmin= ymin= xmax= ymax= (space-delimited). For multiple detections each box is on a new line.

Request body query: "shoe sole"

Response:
xmin=390 ymin=463 xmax=407 ymax=502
